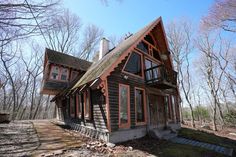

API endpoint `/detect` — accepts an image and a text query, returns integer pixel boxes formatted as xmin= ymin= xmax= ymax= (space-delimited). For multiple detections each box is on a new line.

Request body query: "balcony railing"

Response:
xmin=144 ymin=65 xmax=177 ymax=88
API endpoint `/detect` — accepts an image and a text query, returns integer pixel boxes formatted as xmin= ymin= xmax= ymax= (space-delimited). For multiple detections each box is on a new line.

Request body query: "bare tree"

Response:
xmin=202 ymin=0 xmax=236 ymax=32
xmin=79 ymin=24 xmax=104 ymax=60
xmin=196 ymin=31 xmax=231 ymax=130
xmin=167 ymin=19 xmax=196 ymax=127
xmin=45 ymin=9 xmax=82 ymax=54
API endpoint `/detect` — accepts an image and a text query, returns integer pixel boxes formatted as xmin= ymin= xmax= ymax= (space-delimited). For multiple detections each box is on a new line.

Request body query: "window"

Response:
xmin=119 ymin=84 xmax=130 ymax=128
xmin=171 ymin=95 xmax=176 ymax=121
xmin=144 ymin=35 xmax=155 ymax=46
xmin=61 ymin=68 xmax=68 ymax=81
xmin=70 ymin=95 xmax=76 ymax=117
xmin=84 ymin=89 xmax=91 ymax=119
xmin=135 ymin=88 xmax=146 ymax=124
xmin=166 ymin=96 xmax=172 ymax=120
xmin=50 ymin=66 xmax=59 ymax=80
xmin=145 ymin=59 xmax=159 ymax=81
xmin=76 ymin=93 xmax=81 ymax=118
xmin=124 ymin=52 xmax=142 ymax=76
xmin=153 ymin=48 xmax=161 ymax=61
xmin=137 ymin=41 xmax=148 ymax=53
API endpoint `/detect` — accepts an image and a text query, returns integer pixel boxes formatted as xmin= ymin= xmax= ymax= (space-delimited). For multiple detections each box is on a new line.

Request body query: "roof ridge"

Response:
xmin=45 ymin=48 xmax=92 ymax=64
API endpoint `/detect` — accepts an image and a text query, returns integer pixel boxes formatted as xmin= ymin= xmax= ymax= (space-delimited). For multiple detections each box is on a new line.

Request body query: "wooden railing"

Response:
xmin=144 ymin=65 xmax=177 ymax=87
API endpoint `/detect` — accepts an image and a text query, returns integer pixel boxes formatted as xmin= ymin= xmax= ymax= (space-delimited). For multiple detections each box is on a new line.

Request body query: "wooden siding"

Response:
xmin=60 ymin=89 xmax=108 ymax=132
xmin=107 ymin=56 xmax=146 ymax=132
xmin=107 ymin=53 xmax=178 ymax=132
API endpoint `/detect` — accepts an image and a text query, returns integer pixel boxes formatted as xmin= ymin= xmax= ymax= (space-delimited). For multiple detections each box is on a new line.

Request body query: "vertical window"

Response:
xmin=135 ymin=88 xmax=146 ymax=124
xmin=119 ymin=84 xmax=130 ymax=128
xmin=84 ymin=89 xmax=91 ymax=119
xmin=153 ymin=49 xmax=161 ymax=61
xmin=166 ymin=96 xmax=172 ymax=120
xmin=76 ymin=93 xmax=80 ymax=118
xmin=50 ymin=66 xmax=59 ymax=80
xmin=171 ymin=95 xmax=176 ymax=121
xmin=70 ymin=95 xmax=75 ymax=117
xmin=61 ymin=68 xmax=68 ymax=81
xmin=124 ymin=52 xmax=142 ymax=76
xmin=145 ymin=59 xmax=159 ymax=81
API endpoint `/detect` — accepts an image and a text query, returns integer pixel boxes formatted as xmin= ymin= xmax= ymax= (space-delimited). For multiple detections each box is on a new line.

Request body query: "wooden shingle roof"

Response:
xmin=45 ymin=48 xmax=92 ymax=71
xmin=72 ymin=17 xmax=164 ymax=90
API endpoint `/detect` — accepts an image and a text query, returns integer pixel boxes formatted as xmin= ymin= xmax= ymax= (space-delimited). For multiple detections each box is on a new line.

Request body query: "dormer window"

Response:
xmin=50 ymin=66 xmax=59 ymax=80
xmin=61 ymin=68 xmax=68 ymax=81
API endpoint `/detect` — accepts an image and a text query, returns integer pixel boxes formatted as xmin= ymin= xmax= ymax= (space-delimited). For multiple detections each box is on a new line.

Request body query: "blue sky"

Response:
xmin=63 ymin=0 xmax=214 ymax=37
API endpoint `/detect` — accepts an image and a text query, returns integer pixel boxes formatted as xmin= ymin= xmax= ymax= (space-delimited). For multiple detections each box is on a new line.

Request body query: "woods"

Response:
xmin=0 ymin=0 xmax=235 ymax=132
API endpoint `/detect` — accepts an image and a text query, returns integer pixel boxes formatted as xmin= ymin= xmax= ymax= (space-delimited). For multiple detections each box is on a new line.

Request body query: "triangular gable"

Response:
xmin=72 ymin=17 xmax=171 ymax=90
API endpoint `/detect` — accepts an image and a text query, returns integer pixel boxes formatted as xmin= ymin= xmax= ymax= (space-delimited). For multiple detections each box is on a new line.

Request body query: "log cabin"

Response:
xmin=41 ymin=17 xmax=180 ymax=143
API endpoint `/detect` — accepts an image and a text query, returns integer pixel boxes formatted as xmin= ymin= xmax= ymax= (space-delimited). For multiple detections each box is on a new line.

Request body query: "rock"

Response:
xmin=229 ymin=132 xmax=236 ymax=136
xmin=201 ymin=125 xmax=211 ymax=130
xmin=106 ymin=142 xmax=115 ymax=148
xmin=128 ymin=146 xmax=133 ymax=151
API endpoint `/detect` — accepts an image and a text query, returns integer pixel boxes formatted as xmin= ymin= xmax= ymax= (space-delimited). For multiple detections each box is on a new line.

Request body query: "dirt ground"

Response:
xmin=0 ymin=120 xmax=235 ymax=157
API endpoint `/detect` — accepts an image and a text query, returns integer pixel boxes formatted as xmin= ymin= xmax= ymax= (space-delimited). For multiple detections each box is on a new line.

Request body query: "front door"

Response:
xmin=149 ymin=94 xmax=166 ymax=129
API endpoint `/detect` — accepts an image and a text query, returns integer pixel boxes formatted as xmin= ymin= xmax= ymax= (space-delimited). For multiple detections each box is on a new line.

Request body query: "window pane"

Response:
xmin=120 ymin=85 xmax=129 ymax=125
xmin=145 ymin=59 xmax=152 ymax=80
xmin=70 ymin=96 xmax=75 ymax=116
xmin=137 ymin=41 xmax=148 ymax=53
xmin=86 ymin=91 xmax=90 ymax=116
xmin=144 ymin=35 xmax=155 ymax=46
xmin=136 ymin=89 xmax=145 ymax=122
xmin=51 ymin=66 xmax=59 ymax=79
xmin=61 ymin=68 xmax=68 ymax=80
xmin=153 ymin=49 xmax=161 ymax=60
xmin=124 ymin=52 xmax=142 ymax=76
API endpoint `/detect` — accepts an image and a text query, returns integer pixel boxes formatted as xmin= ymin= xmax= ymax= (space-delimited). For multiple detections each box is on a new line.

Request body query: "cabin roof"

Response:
xmin=72 ymin=17 xmax=163 ymax=90
xmin=45 ymin=48 xmax=92 ymax=71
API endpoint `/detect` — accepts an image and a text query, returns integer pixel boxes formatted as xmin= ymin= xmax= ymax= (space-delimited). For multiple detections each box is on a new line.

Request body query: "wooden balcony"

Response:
xmin=144 ymin=65 xmax=177 ymax=89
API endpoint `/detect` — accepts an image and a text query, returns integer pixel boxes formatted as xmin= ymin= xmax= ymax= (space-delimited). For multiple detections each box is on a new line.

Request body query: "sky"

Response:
xmin=63 ymin=0 xmax=214 ymax=37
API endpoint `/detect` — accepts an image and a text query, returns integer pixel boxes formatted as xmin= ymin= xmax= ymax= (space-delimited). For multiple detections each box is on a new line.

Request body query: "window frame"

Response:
xmin=76 ymin=93 xmax=81 ymax=118
xmin=49 ymin=64 xmax=69 ymax=82
xmin=135 ymin=87 xmax=147 ymax=125
xmin=60 ymin=67 xmax=69 ymax=81
xmin=118 ymin=83 xmax=130 ymax=129
xmin=50 ymin=65 xmax=60 ymax=80
xmin=122 ymin=50 xmax=144 ymax=79
xmin=70 ymin=95 xmax=76 ymax=118
xmin=71 ymin=70 xmax=79 ymax=81
xmin=83 ymin=89 xmax=91 ymax=120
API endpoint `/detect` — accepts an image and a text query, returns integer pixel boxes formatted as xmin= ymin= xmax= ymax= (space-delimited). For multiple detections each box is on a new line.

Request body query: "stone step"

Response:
xmin=163 ymin=133 xmax=177 ymax=140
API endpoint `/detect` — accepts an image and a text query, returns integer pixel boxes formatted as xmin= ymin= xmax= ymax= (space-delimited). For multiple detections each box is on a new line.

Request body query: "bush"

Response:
xmin=224 ymin=110 xmax=236 ymax=126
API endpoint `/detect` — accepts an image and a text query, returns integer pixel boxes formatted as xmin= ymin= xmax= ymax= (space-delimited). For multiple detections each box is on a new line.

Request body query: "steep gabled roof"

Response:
xmin=72 ymin=17 xmax=167 ymax=90
xmin=45 ymin=48 xmax=92 ymax=71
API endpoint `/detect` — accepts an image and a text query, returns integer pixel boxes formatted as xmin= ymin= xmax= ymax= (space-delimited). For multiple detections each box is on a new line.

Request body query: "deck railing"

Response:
xmin=144 ymin=65 xmax=177 ymax=87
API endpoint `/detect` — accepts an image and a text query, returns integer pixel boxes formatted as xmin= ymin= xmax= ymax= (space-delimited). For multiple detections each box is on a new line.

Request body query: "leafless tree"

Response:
xmin=45 ymin=9 xmax=82 ymax=54
xmin=202 ymin=0 xmax=236 ymax=32
xmin=167 ymin=19 xmax=196 ymax=127
xmin=196 ymin=31 xmax=231 ymax=130
xmin=79 ymin=24 xmax=104 ymax=60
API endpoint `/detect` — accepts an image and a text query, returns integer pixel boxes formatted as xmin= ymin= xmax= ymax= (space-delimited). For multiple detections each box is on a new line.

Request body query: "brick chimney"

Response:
xmin=99 ymin=37 xmax=109 ymax=60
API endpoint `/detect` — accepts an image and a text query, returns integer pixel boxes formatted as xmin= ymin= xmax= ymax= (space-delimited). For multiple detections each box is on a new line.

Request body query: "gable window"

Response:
xmin=119 ymin=84 xmax=130 ymax=128
xmin=152 ymin=48 xmax=161 ymax=61
xmin=84 ymin=89 xmax=91 ymax=119
xmin=50 ymin=66 xmax=59 ymax=80
xmin=135 ymin=88 xmax=146 ymax=124
xmin=144 ymin=35 xmax=155 ymax=46
xmin=124 ymin=52 xmax=142 ymax=77
xmin=61 ymin=68 xmax=68 ymax=81
xmin=137 ymin=41 xmax=148 ymax=53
